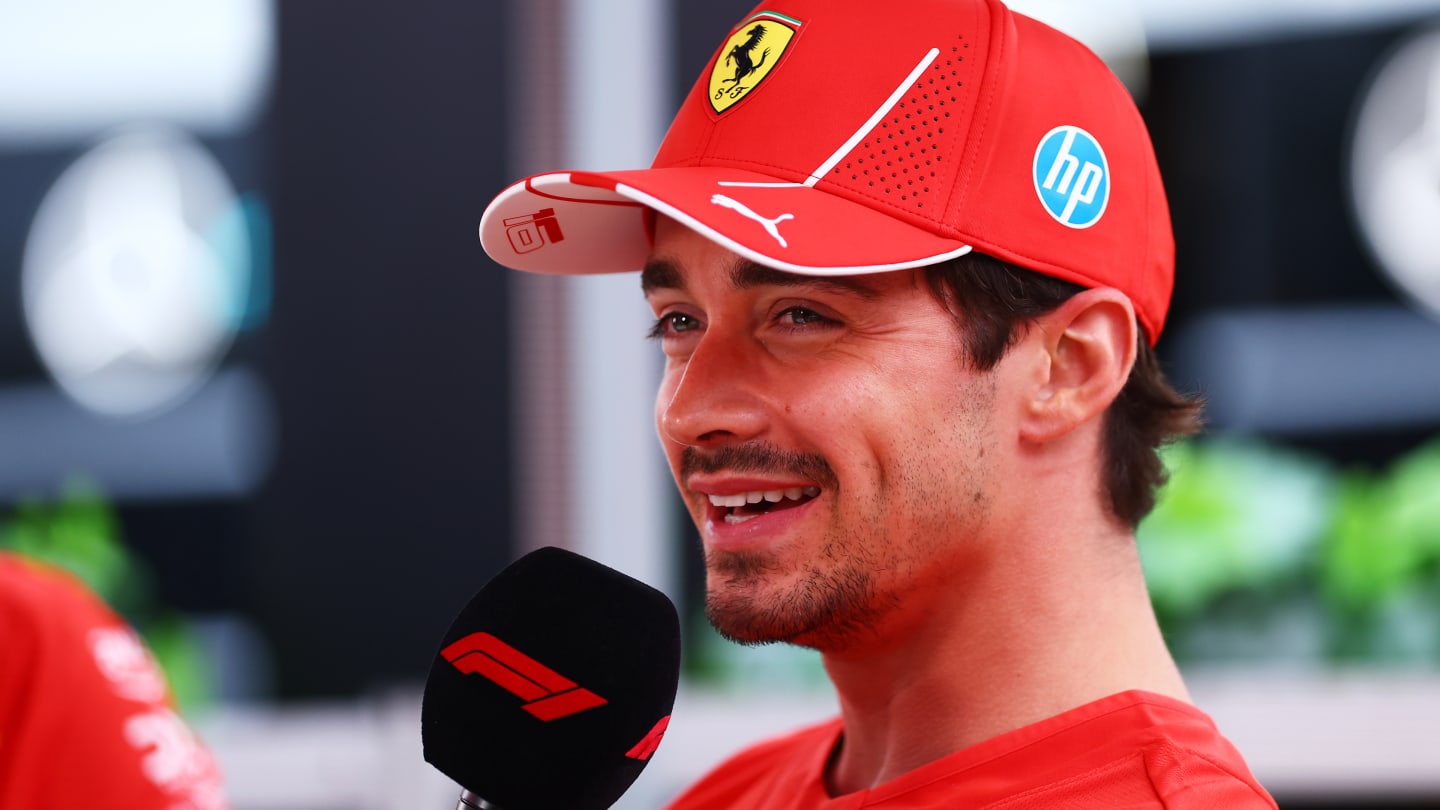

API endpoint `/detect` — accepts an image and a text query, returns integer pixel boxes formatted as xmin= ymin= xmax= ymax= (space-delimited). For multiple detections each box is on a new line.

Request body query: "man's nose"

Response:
xmin=658 ymin=333 xmax=768 ymax=449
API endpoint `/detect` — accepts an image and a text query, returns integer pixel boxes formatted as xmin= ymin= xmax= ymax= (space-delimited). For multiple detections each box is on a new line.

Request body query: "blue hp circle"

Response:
xmin=1033 ymin=126 xmax=1110 ymax=229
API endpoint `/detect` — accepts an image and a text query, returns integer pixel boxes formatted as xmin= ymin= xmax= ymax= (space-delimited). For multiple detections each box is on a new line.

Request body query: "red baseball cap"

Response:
xmin=479 ymin=0 xmax=1174 ymax=342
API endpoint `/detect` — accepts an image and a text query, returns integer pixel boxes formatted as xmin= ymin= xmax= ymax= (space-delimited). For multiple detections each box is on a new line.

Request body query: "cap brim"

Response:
xmin=479 ymin=167 xmax=972 ymax=277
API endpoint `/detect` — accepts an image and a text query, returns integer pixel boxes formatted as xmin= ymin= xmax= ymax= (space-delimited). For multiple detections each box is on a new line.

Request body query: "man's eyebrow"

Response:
xmin=642 ymin=256 xmax=882 ymax=301
xmin=641 ymin=258 xmax=685 ymax=295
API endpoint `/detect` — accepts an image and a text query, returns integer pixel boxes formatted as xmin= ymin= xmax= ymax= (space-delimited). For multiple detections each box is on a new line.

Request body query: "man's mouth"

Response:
xmin=707 ymin=487 xmax=821 ymax=525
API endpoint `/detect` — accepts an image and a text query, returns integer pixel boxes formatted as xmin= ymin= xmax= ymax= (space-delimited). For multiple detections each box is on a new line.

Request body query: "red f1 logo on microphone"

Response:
xmin=441 ymin=632 xmax=608 ymax=721
xmin=626 ymin=715 xmax=670 ymax=761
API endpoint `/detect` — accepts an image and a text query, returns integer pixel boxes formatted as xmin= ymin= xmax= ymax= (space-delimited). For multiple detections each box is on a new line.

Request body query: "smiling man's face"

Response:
xmin=643 ymin=217 xmax=1010 ymax=652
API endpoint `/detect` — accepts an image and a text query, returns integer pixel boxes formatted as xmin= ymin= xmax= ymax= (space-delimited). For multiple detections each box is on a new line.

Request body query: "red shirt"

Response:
xmin=0 ymin=554 xmax=227 ymax=810
xmin=666 ymin=690 xmax=1276 ymax=809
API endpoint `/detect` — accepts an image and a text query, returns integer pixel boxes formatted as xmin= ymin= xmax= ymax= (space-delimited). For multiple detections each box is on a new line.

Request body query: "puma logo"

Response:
xmin=711 ymin=194 xmax=795 ymax=247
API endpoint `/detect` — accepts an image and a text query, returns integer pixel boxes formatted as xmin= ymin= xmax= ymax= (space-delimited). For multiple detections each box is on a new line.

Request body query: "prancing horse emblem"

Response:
xmin=711 ymin=194 xmax=795 ymax=248
xmin=707 ymin=14 xmax=800 ymax=114
xmin=719 ymin=25 xmax=771 ymax=97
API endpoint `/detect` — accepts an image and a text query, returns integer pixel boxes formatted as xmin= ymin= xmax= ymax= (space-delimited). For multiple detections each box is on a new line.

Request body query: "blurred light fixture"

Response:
xmin=1348 ymin=23 xmax=1440 ymax=319
xmin=21 ymin=126 xmax=258 ymax=418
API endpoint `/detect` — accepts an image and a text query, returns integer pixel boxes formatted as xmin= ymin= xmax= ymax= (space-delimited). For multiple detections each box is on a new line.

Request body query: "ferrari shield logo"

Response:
xmin=708 ymin=12 xmax=801 ymax=114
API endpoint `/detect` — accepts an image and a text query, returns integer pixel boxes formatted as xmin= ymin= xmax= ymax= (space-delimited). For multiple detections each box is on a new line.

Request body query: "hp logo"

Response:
xmin=1033 ymin=126 xmax=1110 ymax=229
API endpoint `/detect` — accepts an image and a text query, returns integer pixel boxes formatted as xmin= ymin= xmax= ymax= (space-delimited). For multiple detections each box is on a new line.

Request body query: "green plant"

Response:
xmin=0 ymin=480 xmax=213 ymax=711
xmin=1139 ymin=435 xmax=1440 ymax=665
xmin=1321 ymin=438 xmax=1440 ymax=661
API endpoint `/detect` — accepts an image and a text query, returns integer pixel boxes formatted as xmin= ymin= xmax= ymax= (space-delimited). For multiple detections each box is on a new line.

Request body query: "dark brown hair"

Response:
xmin=921 ymin=251 xmax=1203 ymax=527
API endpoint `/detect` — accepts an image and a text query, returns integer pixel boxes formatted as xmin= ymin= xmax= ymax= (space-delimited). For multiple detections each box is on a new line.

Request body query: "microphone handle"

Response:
xmin=458 ymin=789 xmax=504 ymax=810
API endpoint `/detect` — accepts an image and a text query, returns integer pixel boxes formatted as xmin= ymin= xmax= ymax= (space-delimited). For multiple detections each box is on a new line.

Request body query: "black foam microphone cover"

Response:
xmin=421 ymin=547 xmax=682 ymax=810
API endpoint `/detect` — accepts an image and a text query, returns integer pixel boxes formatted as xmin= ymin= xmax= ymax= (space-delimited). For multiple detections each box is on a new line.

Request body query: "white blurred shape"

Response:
xmin=22 ymin=126 xmax=244 ymax=418
xmin=1350 ymin=25 xmax=1440 ymax=318
xmin=1008 ymin=0 xmax=1150 ymax=95
xmin=0 ymin=0 xmax=273 ymax=144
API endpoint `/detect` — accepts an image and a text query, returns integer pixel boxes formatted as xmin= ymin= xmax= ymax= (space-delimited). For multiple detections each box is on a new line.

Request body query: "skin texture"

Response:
xmin=643 ymin=216 xmax=1190 ymax=794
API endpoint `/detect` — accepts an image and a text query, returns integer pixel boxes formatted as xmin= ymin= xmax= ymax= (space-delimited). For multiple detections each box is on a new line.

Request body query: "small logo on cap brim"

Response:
xmin=708 ymin=12 xmax=801 ymax=114
xmin=503 ymin=208 xmax=566 ymax=254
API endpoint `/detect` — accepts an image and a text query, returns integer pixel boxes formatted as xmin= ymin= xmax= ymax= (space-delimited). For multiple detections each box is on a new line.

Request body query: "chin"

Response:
xmin=704 ymin=584 xmax=886 ymax=653
xmin=704 ymin=601 xmax=808 ymax=648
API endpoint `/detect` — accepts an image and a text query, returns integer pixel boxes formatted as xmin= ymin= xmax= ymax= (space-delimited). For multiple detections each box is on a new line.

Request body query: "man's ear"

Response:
xmin=1019 ymin=288 xmax=1137 ymax=444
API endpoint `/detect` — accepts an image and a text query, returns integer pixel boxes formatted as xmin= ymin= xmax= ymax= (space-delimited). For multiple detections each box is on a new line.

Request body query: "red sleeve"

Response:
xmin=0 ymin=554 xmax=228 ymax=810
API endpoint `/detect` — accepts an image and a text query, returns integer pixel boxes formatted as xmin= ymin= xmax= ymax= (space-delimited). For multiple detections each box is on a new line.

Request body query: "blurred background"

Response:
xmin=2 ymin=0 xmax=1439 ymax=807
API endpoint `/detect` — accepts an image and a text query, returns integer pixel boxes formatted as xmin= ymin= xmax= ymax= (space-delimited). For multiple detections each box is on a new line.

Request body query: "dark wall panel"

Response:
xmin=256 ymin=1 xmax=514 ymax=698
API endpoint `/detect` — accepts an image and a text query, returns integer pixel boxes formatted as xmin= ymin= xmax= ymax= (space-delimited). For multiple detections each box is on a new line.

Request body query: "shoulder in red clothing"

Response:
xmin=665 ymin=693 xmax=1276 ymax=809
xmin=0 ymin=552 xmax=230 ymax=810
xmin=665 ymin=717 xmax=842 ymax=809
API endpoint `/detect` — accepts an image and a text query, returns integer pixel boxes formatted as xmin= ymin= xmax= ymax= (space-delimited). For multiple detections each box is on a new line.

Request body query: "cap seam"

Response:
xmin=946 ymin=0 xmax=1007 ymax=229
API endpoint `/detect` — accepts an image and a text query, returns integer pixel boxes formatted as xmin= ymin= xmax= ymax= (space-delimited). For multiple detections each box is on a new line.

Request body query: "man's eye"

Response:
xmin=780 ymin=307 xmax=831 ymax=327
xmin=647 ymin=312 xmax=701 ymax=339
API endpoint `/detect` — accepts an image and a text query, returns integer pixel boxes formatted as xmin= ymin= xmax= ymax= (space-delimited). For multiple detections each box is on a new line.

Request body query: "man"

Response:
xmin=480 ymin=0 xmax=1277 ymax=805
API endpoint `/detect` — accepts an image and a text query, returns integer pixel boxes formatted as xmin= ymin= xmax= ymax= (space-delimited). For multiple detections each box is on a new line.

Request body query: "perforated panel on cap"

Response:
xmin=832 ymin=36 xmax=974 ymax=219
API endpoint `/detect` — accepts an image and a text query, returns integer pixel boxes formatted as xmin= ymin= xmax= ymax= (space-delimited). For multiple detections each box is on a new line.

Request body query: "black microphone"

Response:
xmin=421 ymin=547 xmax=682 ymax=810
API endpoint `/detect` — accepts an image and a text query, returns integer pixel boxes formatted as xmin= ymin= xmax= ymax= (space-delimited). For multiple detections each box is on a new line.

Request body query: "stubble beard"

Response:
xmin=703 ymin=544 xmax=898 ymax=652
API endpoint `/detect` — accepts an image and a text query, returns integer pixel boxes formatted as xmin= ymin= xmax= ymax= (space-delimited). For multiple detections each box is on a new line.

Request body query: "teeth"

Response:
xmin=707 ymin=488 xmax=820 ymax=508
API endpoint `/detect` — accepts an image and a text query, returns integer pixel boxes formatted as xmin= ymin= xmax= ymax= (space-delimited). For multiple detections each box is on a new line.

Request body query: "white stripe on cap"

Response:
xmin=805 ymin=48 xmax=941 ymax=187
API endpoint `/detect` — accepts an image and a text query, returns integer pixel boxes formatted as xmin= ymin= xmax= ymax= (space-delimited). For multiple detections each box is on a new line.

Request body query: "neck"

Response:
xmin=818 ymin=524 xmax=1188 ymax=796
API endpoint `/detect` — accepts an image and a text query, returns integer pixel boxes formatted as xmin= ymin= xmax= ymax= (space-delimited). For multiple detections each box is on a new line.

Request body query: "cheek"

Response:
xmin=918 ymin=379 xmax=999 ymax=500
xmin=880 ymin=374 xmax=998 ymax=504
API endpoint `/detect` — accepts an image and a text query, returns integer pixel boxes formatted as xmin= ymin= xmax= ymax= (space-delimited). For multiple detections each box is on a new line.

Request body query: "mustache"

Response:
xmin=681 ymin=442 xmax=838 ymax=488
